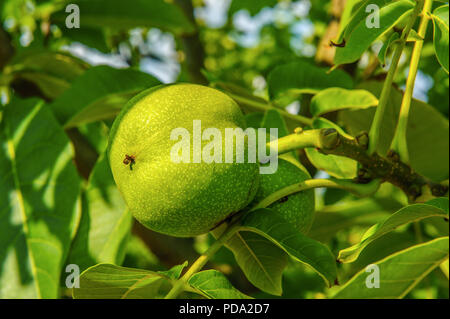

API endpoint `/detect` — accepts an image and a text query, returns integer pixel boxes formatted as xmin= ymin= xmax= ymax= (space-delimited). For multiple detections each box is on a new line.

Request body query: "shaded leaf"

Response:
xmin=229 ymin=0 xmax=277 ymax=16
xmin=158 ymin=261 xmax=188 ymax=280
xmin=51 ymin=0 xmax=195 ymax=35
xmin=239 ymin=209 xmax=338 ymax=287
xmin=225 ymin=231 xmax=288 ymax=296
xmin=188 ymin=269 xmax=252 ymax=299
xmin=0 ymin=97 xmax=82 ymax=298
xmin=338 ymin=200 xmax=449 ymax=263
xmin=267 ymin=60 xmax=353 ymax=100
xmin=333 ymin=237 xmax=449 ymax=299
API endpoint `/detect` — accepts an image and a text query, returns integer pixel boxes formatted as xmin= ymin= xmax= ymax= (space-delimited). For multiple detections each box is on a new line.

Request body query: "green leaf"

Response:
xmin=267 ymin=60 xmax=353 ymax=100
xmin=338 ymin=200 xmax=449 ymax=263
xmin=338 ymin=81 xmax=449 ymax=181
xmin=336 ymin=0 xmax=367 ymax=42
xmin=260 ymin=109 xmax=301 ymax=164
xmin=8 ymin=51 xmax=88 ymax=100
xmin=66 ymin=153 xmax=133 ymax=272
xmin=310 ymin=88 xmax=378 ymax=117
xmin=431 ymin=4 xmax=449 ymax=74
xmin=158 ymin=261 xmax=188 ymax=280
xmin=334 ymin=0 xmax=415 ymax=66
xmin=305 ymin=118 xmax=358 ymax=179
xmin=244 ymin=112 xmax=264 ymax=129
xmin=377 ymin=32 xmax=400 ymax=66
xmin=52 ymin=0 xmax=195 ymax=35
xmin=72 ymin=263 xmax=172 ymax=299
xmin=332 ymin=237 xmax=449 ymax=299
xmin=48 ymin=65 xmax=161 ymax=127
xmin=0 ymin=97 xmax=82 ymax=298
xmin=188 ymin=270 xmax=252 ymax=299
xmin=225 ymin=231 xmax=288 ymax=296
xmin=309 ymin=197 xmax=402 ymax=242
xmin=239 ymin=209 xmax=338 ymax=287
xmin=229 ymin=0 xmax=277 ymax=16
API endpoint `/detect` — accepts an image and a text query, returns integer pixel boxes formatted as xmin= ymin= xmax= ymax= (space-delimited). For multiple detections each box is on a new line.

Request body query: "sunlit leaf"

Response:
xmin=48 ymin=65 xmax=160 ymax=127
xmin=188 ymin=270 xmax=252 ymax=299
xmin=334 ymin=0 xmax=415 ymax=65
xmin=72 ymin=263 xmax=172 ymax=299
xmin=310 ymin=88 xmax=378 ymax=117
xmin=225 ymin=231 xmax=288 ymax=296
xmin=338 ymin=199 xmax=449 ymax=263
xmin=333 ymin=237 xmax=449 ymax=299
xmin=0 ymin=97 xmax=82 ymax=298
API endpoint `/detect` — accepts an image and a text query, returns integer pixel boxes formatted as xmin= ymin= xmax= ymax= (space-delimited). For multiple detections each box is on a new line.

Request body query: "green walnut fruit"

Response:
xmin=252 ymin=158 xmax=315 ymax=233
xmin=108 ymin=83 xmax=259 ymax=237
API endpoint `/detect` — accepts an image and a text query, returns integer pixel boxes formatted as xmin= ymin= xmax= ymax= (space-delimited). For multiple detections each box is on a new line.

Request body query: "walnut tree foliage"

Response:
xmin=0 ymin=0 xmax=448 ymax=299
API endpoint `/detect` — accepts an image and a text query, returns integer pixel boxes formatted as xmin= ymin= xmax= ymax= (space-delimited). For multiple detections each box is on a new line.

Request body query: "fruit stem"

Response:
xmin=164 ymin=224 xmax=240 ymax=299
xmin=225 ymin=92 xmax=314 ymax=127
xmin=368 ymin=0 xmax=425 ymax=155
xmin=389 ymin=0 xmax=433 ymax=163
xmin=250 ymin=179 xmax=381 ymax=211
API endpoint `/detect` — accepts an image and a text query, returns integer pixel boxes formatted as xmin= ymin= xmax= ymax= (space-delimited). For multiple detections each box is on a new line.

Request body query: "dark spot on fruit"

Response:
xmin=123 ymin=154 xmax=136 ymax=170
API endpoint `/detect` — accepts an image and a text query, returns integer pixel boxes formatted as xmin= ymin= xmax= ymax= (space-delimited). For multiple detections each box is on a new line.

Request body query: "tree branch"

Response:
xmin=270 ymin=129 xmax=449 ymax=202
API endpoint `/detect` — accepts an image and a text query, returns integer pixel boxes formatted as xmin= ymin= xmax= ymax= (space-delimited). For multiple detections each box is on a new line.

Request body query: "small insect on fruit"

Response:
xmin=123 ymin=154 xmax=136 ymax=170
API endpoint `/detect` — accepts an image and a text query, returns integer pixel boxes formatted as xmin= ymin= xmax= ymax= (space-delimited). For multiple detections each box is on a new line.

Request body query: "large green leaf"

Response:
xmin=0 ymin=97 xmax=82 ymax=298
xmin=188 ymin=270 xmax=252 ymax=299
xmin=239 ymin=209 xmax=338 ymax=287
xmin=332 ymin=237 xmax=449 ymax=299
xmin=310 ymin=88 xmax=378 ymax=117
xmin=338 ymin=199 xmax=449 ymax=263
xmin=431 ymin=4 xmax=449 ymax=74
xmin=52 ymin=0 xmax=194 ymax=35
xmin=309 ymin=197 xmax=402 ymax=242
xmin=267 ymin=60 xmax=353 ymax=100
xmin=66 ymin=153 xmax=132 ymax=272
xmin=72 ymin=263 xmax=175 ymax=299
xmin=8 ymin=51 xmax=88 ymax=100
xmin=225 ymin=231 xmax=288 ymax=296
xmin=338 ymin=81 xmax=449 ymax=181
xmin=48 ymin=65 xmax=160 ymax=127
xmin=334 ymin=0 xmax=415 ymax=65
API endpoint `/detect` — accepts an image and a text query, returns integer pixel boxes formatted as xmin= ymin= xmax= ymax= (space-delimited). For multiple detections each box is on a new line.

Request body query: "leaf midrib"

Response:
xmin=4 ymin=122 xmax=41 ymax=298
